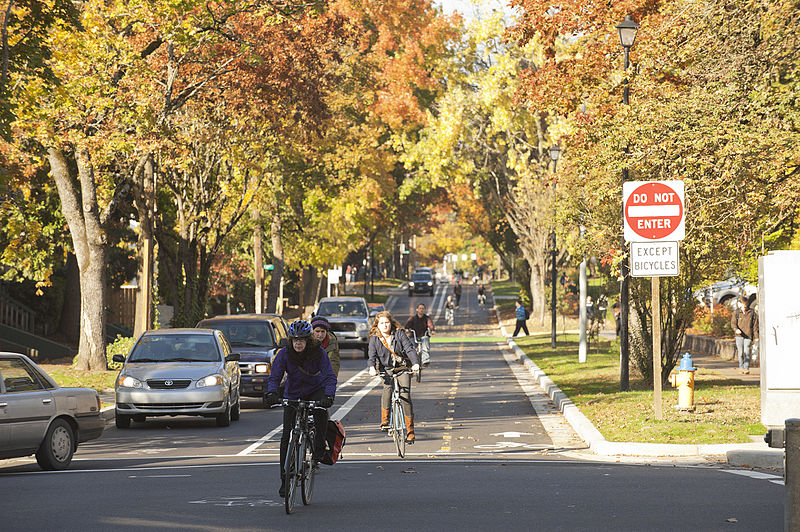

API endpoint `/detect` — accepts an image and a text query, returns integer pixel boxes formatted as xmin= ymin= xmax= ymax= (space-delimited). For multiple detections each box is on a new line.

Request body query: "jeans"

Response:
xmin=736 ymin=336 xmax=752 ymax=370
xmin=381 ymin=370 xmax=413 ymax=417
xmin=280 ymin=388 xmax=328 ymax=477
xmin=418 ymin=337 xmax=430 ymax=365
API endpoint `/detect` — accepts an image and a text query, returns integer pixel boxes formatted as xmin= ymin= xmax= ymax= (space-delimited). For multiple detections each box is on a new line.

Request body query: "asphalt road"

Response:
xmin=0 ymin=282 xmax=786 ymax=530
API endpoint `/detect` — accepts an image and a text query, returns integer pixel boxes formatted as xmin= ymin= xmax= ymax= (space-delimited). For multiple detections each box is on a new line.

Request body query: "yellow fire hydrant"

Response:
xmin=669 ymin=353 xmax=697 ymax=412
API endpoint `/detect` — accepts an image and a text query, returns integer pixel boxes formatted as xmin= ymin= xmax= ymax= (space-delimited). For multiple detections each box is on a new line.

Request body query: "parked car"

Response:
xmin=113 ymin=329 xmax=241 ymax=428
xmin=408 ymin=271 xmax=435 ymax=296
xmin=367 ymin=303 xmax=385 ymax=317
xmin=0 ymin=352 xmax=104 ymax=470
xmin=196 ymin=314 xmax=288 ymax=408
xmin=314 ymin=297 xmax=371 ymax=357
xmin=695 ymin=277 xmax=757 ymax=309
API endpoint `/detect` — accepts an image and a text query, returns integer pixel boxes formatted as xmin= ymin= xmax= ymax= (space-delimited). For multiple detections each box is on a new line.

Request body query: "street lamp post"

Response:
xmin=549 ymin=145 xmax=561 ymax=349
xmin=616 ymin=15 xmax=640 ymax=392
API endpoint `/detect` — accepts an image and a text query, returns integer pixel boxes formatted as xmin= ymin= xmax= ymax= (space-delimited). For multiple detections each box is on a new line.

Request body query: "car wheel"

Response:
xmin=261 ymin=393 xmax=271 ymax=409
xmin=216 ymin=399 xmax=232 ymax=427
xmin=408 ymin=291 xmax=413 ymax=297
xmin=132 ymin=415 xmax=146 ymax=423
xmin=115 ymin=410 xmax=131 ymax=429
xmin=362 ymin=347 xmax=369 ymax=359
xmin=231 ymin=398 xmax=241 ymax=421
xmin=35 ymin=418 xmax=75 ymax=471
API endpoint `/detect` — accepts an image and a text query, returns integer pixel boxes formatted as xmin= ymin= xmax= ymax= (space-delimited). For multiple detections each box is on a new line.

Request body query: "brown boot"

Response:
xmin=380 ymin=408 xmax=390 ymax=431
xmin=404 ymin=415 xmax=415 ymax=444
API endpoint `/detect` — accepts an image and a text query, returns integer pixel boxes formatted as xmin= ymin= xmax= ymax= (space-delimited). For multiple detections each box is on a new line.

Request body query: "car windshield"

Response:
xmin=411 ymin=274 xmax=431 ymax=282
xmin=204 ymin=323 xmax=274 ymax=348
xmin=317 ymin=301 xmax=366 ymax=317
xmin=129 ymin=334 xmax=221 ymax=362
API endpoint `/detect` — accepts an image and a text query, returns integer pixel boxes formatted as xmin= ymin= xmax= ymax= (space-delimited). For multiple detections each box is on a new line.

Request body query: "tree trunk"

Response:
xmin=266 ymin=215 xmax=285 ymax=313
xmin=48 ymin=147 xmax=107 ymax=370
xmin=56 ymin=253 xmax=80 ymax=346
xmin=133 ymin=154 xmax=155 ymax=336
xmin=253 ymin=209 xmax=263 ymax=313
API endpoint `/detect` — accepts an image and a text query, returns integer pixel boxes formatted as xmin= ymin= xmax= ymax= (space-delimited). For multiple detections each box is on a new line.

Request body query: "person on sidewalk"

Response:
xmin=731 ymin=295 xmax=758 ymax=374
xmin=453 ymin=280 xmax=463 ymax=308
xmin=512 ymin=299 xmax=530 ymax=337
xmin=367 ymin=311 xmax=420 ymax=443
xmin=404 ymin=303 xmax=434 ymax=367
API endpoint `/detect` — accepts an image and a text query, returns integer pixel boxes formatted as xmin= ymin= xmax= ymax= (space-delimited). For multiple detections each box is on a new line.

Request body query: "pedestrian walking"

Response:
xmin=453 ymin=280 xmax=462 ymax=308
xmin=612 ymin=301 xmax=621 ymax=338
xmin=731 ymin=295 xmax=758 ymax=374
xmin=512 ymin=299 xmax=529 ymax=337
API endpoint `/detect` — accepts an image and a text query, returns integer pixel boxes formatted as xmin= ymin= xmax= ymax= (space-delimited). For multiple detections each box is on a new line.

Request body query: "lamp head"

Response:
xmin=616 ymin=15 xmax=640 ymax=48
xmin=548 ymin=145 xmax=562 ymax=162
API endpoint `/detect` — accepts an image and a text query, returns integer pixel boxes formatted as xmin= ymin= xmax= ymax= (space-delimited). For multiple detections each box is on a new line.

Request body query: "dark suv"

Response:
xmin=408 ymin=271 xmax=435 ymax=296
xmin=196 ymin=314 xmax=288 ymax=408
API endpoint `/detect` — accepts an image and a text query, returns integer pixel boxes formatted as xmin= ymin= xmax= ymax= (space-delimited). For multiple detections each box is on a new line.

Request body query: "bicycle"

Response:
xmin=409 ymin=329 xmax=430 ymax=382
xmin=281 ymin=399 xmax=323 ymax=514
xmin=379 ymin=368 xmax=415 ymax=457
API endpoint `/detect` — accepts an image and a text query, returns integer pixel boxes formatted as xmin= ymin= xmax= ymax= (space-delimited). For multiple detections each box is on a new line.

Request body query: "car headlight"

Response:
xmin=196 ymin=374 xmax=224 ymax=387
xmin=118 ymin=375 xmax=143 ymax=389
xmin=427 ymin=281 xmax=433 ymax=286
xmin=356 ymin=322 xmax=368 ymax=332
xmin=409 ymin=281 xmax=415 ymax=286
xmin=254 ymin=363 xmax=269 ymax=374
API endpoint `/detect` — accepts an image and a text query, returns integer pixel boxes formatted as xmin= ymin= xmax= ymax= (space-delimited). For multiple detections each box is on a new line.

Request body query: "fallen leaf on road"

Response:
xmin=726 ymin=518 xmax=738 ymax=523
xmin=376 ymin=466 xmax=384 ymax=470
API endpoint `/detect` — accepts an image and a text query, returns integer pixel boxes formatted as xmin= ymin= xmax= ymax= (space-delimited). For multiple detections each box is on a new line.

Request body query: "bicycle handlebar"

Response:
xmin=280 ymin=399 xmax=325 ymax=409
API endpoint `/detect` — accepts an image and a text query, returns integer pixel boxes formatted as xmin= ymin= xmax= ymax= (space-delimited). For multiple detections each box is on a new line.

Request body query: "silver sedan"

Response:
xmin=0 ymin=352 xmax=104 ymax=470
xmin=113 ymin=329 xmax=241 ymax=428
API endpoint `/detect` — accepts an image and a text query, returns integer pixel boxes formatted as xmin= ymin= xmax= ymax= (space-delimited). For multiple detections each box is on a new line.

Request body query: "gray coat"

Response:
xmin=367 ymin=330 xmax=420 ymax=370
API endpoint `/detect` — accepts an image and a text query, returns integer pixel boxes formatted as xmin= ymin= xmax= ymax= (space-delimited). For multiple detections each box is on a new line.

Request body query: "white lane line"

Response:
xmin=432 ymin=283 xmax=446 ymax=322
xmin=237 ymin=368 xmax=375 ymax=456
xmin=722 ymin=470 xmax=783 ymax=481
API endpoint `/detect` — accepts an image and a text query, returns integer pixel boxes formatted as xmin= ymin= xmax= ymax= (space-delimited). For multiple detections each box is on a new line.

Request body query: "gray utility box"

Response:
xmin=760 ymin=250 xmax=800 ymax=428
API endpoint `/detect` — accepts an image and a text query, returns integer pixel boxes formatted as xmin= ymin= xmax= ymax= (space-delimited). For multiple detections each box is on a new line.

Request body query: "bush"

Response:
xmin=690 ymin=305 xmax=733 ymax=338
xmin=73 ymin=335 xmax=134 ymax=370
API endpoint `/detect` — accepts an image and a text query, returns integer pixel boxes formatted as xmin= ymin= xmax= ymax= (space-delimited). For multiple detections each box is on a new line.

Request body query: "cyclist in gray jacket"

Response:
xmin=367 ymin=311 xmax=420 ymax=443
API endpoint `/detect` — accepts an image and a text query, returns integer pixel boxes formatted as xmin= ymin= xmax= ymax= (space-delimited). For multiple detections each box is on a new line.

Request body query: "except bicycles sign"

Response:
xmin=623 ymin=181 xmax=685 ymax=242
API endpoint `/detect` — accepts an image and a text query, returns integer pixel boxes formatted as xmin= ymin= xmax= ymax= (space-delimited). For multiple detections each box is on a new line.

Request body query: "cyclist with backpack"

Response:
xmin=367 ymin=311 xmax=420 ymax=443
xmin=266 ymin=320 xmax=337 ymax=497
xmin=512 ymin=299 xmax=530 ymax=337
xmin=311 ymin=316 xmax=341 ymax=377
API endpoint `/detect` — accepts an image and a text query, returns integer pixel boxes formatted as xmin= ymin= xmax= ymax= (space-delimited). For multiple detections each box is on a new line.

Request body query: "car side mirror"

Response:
xmin=226 ymin=353 xmax=241 ymax=362
xmin=310 ymin=311 xmax=316 ymax=318
xmin=278 ymin=338 xmax=289 ymax=349
xmin=112 ymin=354 xmax=126 ymax=363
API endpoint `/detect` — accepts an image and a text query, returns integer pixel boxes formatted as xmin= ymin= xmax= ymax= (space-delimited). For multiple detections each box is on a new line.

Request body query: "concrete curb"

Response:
xmin=493 ymin=302 xmax=783 ymax=466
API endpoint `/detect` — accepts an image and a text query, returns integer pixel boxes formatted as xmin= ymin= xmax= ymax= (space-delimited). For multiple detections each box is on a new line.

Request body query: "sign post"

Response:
xmin=623 ymin=181 xmax=685 ymax=420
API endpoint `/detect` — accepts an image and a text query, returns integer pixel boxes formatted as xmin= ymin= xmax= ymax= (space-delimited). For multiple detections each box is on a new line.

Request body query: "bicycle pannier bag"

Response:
xmin=323 ymin=419 xmax=346 ymax=465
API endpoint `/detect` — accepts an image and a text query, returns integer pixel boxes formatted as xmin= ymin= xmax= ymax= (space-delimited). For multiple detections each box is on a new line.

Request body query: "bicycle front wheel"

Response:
xmin=301 ymin=428 xmax=316 ymax=505
xmin=284 ymin=433 xmax=299 ymax=514
xmin=392 ymin=400 xmax=406 ymax=458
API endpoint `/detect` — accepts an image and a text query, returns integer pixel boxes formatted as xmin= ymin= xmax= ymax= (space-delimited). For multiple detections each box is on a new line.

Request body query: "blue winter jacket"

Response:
xmin=267 ymin=346 xmax=337 ymax=399
xmin=516 ymin=305 xmax=527 ymax=320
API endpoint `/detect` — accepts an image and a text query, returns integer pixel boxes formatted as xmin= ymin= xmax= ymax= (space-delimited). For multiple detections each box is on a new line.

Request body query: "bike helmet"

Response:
xmin=287 ymin=319 xmax=313 ymax=338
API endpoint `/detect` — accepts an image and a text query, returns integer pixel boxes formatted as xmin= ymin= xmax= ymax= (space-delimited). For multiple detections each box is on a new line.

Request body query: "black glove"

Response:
xmin=319 ymin=395 xmax=334 ymax=408
xmin=265 ymin=392 xmax=279 ymax=406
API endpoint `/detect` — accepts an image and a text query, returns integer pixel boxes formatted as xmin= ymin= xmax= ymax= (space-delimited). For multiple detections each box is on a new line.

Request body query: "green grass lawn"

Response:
xmin=514 ymin=335 xmax=764 ymax=444
xmin=41 ymin=364 xmax=117 ymax=393
xmin=490 ymin=278 xmax=521 ymax=298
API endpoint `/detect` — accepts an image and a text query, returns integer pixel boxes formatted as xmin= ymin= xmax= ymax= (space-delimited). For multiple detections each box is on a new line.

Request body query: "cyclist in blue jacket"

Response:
xmin=266 ymin=319 xmax=337 ymax=497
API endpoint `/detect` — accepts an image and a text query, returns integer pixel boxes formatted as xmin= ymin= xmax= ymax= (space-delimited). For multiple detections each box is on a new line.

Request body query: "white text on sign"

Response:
xmin=623 ymin=181 xmax=685 ymax=242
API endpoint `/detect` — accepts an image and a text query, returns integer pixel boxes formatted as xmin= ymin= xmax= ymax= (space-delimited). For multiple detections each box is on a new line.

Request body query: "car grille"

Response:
xmin=132 ymin=403 xmax=205 ymax=409
xmin=330 ymin=323 xmax=356 ymax=332
xmin=147 ymin=379 xmax=192 ymax=389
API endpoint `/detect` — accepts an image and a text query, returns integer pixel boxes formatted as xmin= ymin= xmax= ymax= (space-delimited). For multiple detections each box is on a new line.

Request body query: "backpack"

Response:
xmin=524 ymin=307 xmax=530 ymax=320
xmin=322 ymin=419 xmax=346 ymax=465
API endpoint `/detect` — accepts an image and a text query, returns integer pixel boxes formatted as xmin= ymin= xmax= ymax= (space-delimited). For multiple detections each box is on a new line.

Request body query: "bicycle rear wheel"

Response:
xmin=284 ymin=433 xmax=299 ymax=514
xmin=392 ymin=401 xmax=406 ymax=458
xmin=301 ymin=427 xmax=315 ymax=505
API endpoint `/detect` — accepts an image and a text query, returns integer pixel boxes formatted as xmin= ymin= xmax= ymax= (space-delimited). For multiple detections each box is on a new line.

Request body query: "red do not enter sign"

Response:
xmin=623 ymin=181 xmax=685 ymax=242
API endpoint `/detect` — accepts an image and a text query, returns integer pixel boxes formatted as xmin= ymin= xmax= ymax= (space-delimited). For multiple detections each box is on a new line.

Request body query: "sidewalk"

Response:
xmin=492 ymin=305 xmax=783 ymax=469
